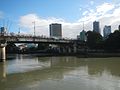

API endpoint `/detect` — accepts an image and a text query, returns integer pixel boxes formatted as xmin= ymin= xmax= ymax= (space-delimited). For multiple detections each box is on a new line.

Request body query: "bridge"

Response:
xmin=0 ymin=34 xmax=85 ymax=61
xmin=0 ymin=35 xmax=74 ymax=44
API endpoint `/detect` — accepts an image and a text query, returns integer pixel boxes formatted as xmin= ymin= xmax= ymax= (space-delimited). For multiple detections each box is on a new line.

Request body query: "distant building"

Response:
xmin=77 ymin=35 xmax=80 ymax=40
xmin=80 ymin=30 xmax=86 ymax=41
xmin=103 ymin=25 xmax=111 ymax=39
xmin=119 ymin=25 xmax=120 ymax=31
xmin=0 ymin=27 xmax=7 ymax=36
xmin=93 ymin=21 xmax=100 ymax=34
xmin=77 ymin=30 xmax=86 ymax=41
xmin=49 ymin=23 xmax=62 ymax=38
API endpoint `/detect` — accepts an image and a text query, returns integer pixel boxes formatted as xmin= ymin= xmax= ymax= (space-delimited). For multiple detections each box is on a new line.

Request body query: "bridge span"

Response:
xmin=0 ymin=35 xmax=85 ymax=61
xmin=0 ymin=35 xmax=74 ymax=44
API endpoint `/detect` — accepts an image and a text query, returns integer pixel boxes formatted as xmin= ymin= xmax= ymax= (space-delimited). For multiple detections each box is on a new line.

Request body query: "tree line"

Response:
xmin=86 ymin=30 xmax=120 ymax=52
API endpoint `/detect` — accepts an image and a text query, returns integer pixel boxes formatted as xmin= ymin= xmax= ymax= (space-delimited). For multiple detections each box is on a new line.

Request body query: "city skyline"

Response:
xmin=0 ymin=0 xmax=120 ymax=38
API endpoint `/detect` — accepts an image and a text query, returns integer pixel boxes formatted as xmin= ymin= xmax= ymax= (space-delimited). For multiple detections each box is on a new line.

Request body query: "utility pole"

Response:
xmin=18 ymin=27 xmax=20 ymax=36
xmin=83 ymin=21 xmax=84 ymax=30
xmin=32 ymin=21 xmax=36 ymax=37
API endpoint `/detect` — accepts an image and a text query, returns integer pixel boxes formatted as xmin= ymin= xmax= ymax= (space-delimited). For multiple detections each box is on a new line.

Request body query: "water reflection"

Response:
xmin=1 ymin=56 xmax=120 ymax=78
xmin=0 ymin=62 xmax=7 ymax=79
xmin=0 ymin=55 xmax=120 ymax=90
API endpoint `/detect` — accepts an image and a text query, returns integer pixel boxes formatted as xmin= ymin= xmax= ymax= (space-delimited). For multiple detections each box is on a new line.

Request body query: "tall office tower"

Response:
xmin=103 ymin=25 xmax=111 ymax=39
xmin=93 ymin=21 xmax=100 ymax=34
xmin=49 ymin=23 xmax=62 ymax=38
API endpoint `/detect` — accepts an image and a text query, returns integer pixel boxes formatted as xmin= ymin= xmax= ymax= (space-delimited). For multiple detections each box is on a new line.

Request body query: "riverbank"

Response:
xmin=81 ymin=53 xmax=120 ymax=58
xmin=6 ymin=52 xmax=120 ymax=59
xmin=17 ymin=52 xmax=120 ymax=58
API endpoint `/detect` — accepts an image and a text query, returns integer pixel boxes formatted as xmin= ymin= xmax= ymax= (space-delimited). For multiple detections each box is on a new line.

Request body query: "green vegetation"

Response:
xmin=104 ymin=30 xmax=120 ymax=52
xmin=86 ymin=31 xmax=103 ymax=49
xmin=86 ymin=30 xmax=120 ymax=52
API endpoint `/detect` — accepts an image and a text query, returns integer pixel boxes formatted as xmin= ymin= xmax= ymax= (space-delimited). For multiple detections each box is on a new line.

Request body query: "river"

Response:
xmin=0 ymin=54 xmax=120 ymax=90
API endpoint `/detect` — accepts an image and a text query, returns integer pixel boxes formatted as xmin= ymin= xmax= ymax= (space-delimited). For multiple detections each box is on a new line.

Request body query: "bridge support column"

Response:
xmin=0 ymin=44 xmax=6 ymax=62
xmin=58 ymin=47 xmax=61 ymax=53
xmin=73 ymin=43 xmax=77 ymax=53
xmin=68 ymin=47 xmax=71 ymax=53
xmin=63 ymin=47 xmax=66 ymax=53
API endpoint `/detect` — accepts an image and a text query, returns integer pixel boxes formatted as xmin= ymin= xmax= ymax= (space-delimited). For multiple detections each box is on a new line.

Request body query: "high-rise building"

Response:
xmin=103 ymin=25 xmax=111 ymax=39
xmin=93 ymin=21 xmax=100 ymax=33
xmin=80 ymin=30 xmax=86 ymax=41
xmin=77 ymin=30 xmax=86 ymax=41
xmin=49 ymin=23 xmax=62 ymax=38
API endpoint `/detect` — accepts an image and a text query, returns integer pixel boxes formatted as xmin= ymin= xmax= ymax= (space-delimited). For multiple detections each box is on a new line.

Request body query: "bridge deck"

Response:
xmin=0 ymin=35 xmax=75 ymax=44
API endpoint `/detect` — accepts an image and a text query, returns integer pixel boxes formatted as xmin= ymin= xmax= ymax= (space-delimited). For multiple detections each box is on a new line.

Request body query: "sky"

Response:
xmin=0 ymin=0 xmax=120 ymax=38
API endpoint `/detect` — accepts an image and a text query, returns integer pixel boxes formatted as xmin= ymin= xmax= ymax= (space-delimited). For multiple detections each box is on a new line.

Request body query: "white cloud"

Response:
xmin=19 ymin=2 xmax=120 ymax=38
xmin=82 ymin=11 xmax=88 ymax=16
xmin=78 ymin=2 xmax=120 ymax=34
xmin=96 ymin=3 xmax=115 ymax=15
xmin=19 ymin=14 xmax=82 ymax=38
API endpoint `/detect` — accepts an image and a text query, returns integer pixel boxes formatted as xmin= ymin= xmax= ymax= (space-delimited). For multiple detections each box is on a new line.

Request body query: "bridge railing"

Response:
xmin=0 ymin=33 xmax=74 ymax=44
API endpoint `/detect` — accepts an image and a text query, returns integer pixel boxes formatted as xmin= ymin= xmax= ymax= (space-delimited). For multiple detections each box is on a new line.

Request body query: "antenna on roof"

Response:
xmin=83 ymin=21 xmax=84 ymax=30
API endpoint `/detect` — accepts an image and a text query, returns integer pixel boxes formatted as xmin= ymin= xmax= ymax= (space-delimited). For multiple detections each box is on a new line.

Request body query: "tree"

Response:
xmin=104 ymin=30 xmax=120 ymax=52
xmin=86 ymin=31 xmax=103 ymax=49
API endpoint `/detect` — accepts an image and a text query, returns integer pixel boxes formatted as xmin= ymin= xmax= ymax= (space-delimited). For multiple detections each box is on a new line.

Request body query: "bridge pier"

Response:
xmin=58 ymin=47 xmax=61 ymax=53
xmin=73 ymin=43 xmax=77 ymax=53
xmin=0 ymin=44 xmax=6 ymax=62
xmin=68 ymin=47 xmax=71 ymax=53
xmin=61 ymin=47 xmax=66 ymax=53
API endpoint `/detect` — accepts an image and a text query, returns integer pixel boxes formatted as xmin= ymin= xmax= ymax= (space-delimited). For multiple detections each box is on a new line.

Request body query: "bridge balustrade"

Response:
xmin=0 ymin=34 xmax=74 ymax=44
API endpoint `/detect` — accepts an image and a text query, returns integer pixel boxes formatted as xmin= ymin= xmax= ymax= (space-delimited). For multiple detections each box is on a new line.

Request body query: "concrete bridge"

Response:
xmin=0 ymin=34 xmax=85 ymax=61
xmin=0 ymin=35 xmax=74 ymax=44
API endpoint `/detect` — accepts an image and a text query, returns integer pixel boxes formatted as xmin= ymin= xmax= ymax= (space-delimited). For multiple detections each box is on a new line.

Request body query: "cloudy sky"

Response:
xmin=0 ymin=0 xmax=120 ymax=38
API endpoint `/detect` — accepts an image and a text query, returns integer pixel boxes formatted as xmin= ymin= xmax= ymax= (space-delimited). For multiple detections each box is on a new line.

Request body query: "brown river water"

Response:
xmin=0 ymin=54 xmax=120 ymax=90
